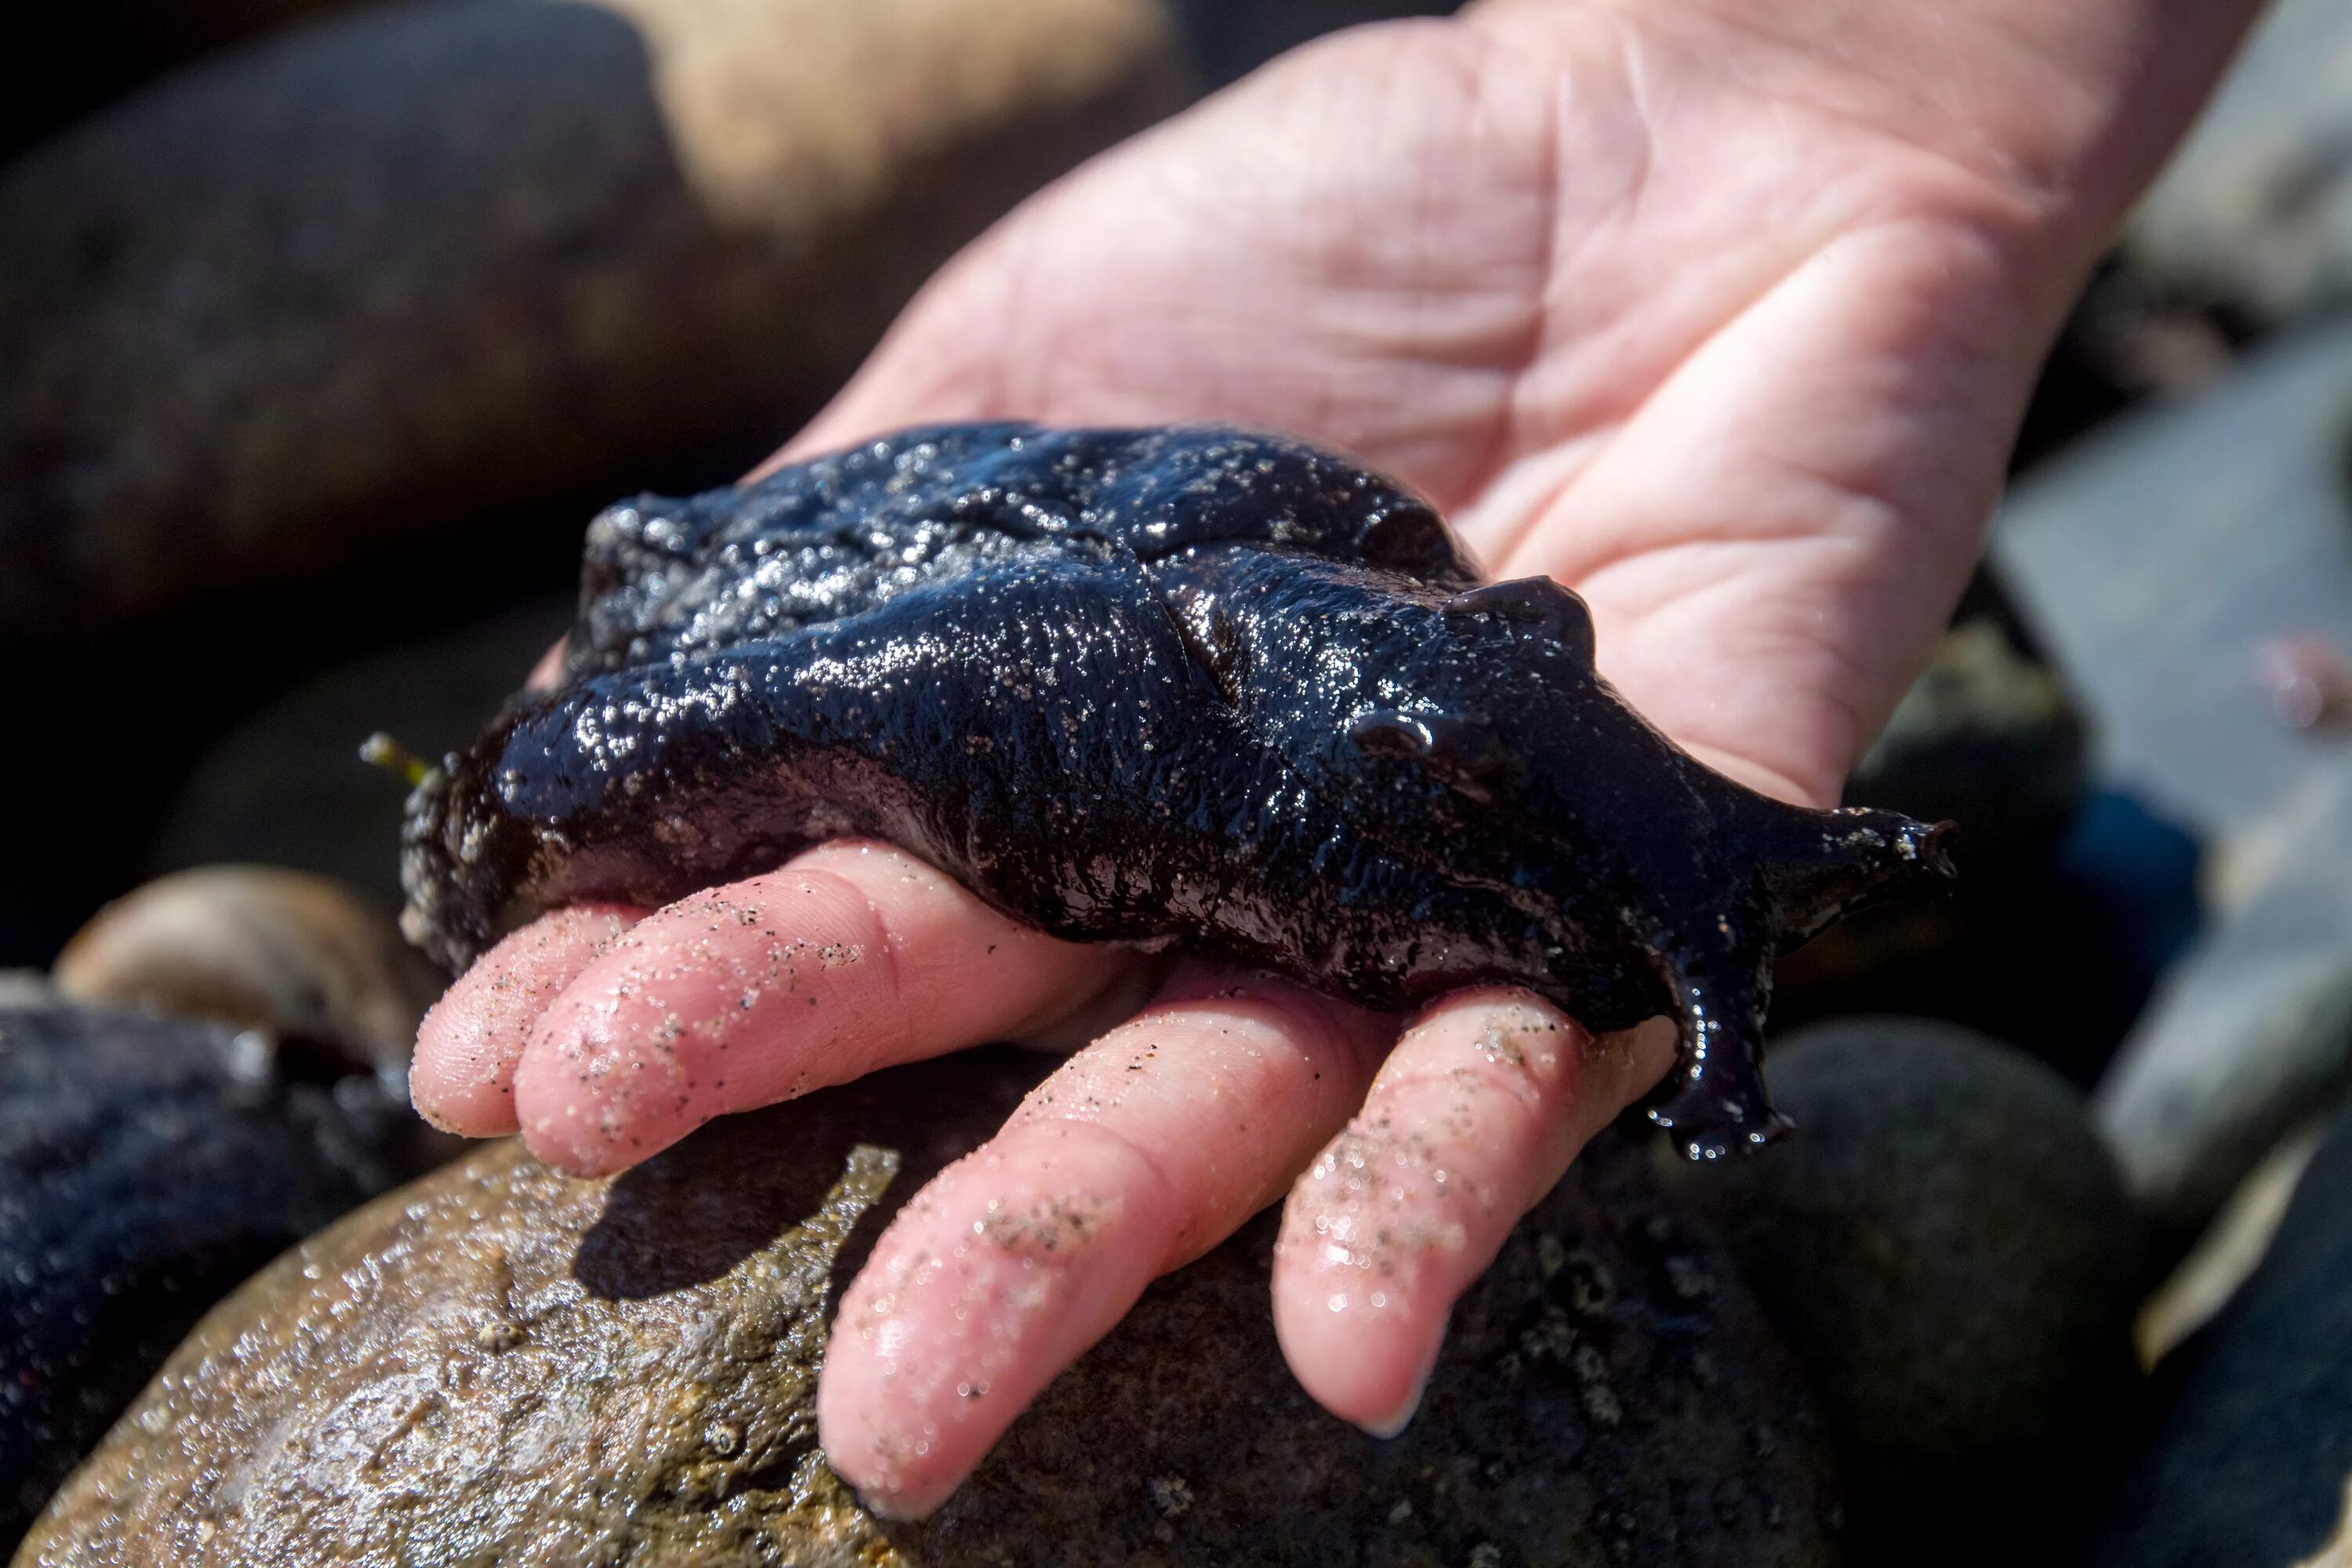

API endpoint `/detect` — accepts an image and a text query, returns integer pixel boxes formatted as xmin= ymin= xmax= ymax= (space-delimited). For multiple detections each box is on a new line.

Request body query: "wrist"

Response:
xmin=1466 ymin=0 xmax=2263 ymax=324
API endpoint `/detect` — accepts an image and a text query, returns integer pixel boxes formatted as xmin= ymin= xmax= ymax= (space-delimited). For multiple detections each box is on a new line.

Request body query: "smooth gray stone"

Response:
xmin=2097 ymin=774 xmax=2352 ymax=1253
xmin=1992 ymin=325 xmax=2352 ymax=835
xmin=1991 ymin=325 xmax=2352 ymax=1250
xmin=2127 ymin=0 xmax=2352 ymax=322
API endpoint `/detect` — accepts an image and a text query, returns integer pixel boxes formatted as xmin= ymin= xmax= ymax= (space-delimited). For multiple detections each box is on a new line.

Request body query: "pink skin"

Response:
xmin=411 ymin=0 xmax=2260 ymax=1519
xmin=412 ymin=903 xmax=646 ymax=1135
xmin=504 ymin=842 xmax=1149 ymax=1174
xmin=1274 ymin=994 xmax=1677 ymax=1432
xmin=820 ymin=967 xmax=1394 ymax=1517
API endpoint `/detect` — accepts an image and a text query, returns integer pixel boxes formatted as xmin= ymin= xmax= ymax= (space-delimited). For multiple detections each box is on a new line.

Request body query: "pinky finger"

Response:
xmin=1271 ymin=989 xmax=1677 ymax=1434
xmin=410 ymin=903 xmax=646 ymax=1134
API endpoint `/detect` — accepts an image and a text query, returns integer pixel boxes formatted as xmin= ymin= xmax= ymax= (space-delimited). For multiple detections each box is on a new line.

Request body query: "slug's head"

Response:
xmin=1338 ymin=575 xmax=1649 ymax=845
xmin=1346 ymin=708 xmax=1527 ymax=804
xmin=395 ymin=712 xmax=564 ymax=974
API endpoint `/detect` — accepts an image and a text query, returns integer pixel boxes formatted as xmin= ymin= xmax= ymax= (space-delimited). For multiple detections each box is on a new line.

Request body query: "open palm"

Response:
xmin=412 ymin=0 xmax=2249 ymax=1516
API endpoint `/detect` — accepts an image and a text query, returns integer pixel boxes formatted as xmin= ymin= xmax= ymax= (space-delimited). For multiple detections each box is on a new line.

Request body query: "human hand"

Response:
xmin=411 ymin=0 xmax=2256 ymax=1515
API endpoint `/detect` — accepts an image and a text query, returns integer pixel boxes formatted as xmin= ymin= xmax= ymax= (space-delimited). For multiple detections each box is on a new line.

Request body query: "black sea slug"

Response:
xmin=401 ymin=424 xmax=1953 ymax=1156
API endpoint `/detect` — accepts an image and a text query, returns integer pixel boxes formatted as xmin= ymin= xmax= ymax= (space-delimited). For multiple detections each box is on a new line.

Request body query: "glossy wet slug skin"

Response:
xmin=401 ymin=423 xmax=1953 ymax=1157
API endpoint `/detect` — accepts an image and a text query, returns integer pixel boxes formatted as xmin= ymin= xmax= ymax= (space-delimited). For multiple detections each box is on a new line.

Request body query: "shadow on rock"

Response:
xmin=572 ymin=1058 xmax=1033 ymax=1301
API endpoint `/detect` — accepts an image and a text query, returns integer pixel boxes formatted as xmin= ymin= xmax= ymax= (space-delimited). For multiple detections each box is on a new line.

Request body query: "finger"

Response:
xmin=410 ymin=902 xmax=646 ymax=1135
xmin=1272 ymin=989 xmax=1677 ymax=1434
xmin=510 ymin=840 xmax=1150 ymax=1174
xmin=524 ymin=637 xmax=568 ymax=692
xmin=818 ymin=966 xmax=1394 ymax=1519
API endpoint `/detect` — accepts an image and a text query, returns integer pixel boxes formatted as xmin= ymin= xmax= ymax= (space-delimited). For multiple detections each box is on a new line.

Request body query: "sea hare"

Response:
xmin=400 ymin=424 xmax=1952 ymax=1156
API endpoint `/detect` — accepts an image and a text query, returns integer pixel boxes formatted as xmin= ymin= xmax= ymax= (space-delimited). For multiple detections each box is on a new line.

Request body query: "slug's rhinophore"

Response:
xmin=401 ymin=425 xmax=1953 ymax=1157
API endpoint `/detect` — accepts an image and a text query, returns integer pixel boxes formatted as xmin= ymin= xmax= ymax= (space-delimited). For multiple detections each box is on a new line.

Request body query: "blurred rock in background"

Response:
xmin=0 ymin=0 xmax=1189 ymax=636
xmin=2125 ymin=0 xmax=2352 ymax=328
xmin=1994 ymin=322 xmax=2352 ymax=1263
xmin=52 ymin=865 xmax=445 ymax=1080
xmin=1663 ymin=1018 xmax=2147 ymax=1568
xmin=2094 ymin=1098 xmax=2352 ymax=1568
xmin=0 ymin=975 xmax=51 ymax=1008
xmin=0 ymin=1001 xmax=453 ymax=1553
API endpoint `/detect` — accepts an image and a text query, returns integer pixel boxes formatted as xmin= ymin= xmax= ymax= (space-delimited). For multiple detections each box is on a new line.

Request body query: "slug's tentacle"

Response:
xmin=1441 ymin=577 xmax=1595 ymax=665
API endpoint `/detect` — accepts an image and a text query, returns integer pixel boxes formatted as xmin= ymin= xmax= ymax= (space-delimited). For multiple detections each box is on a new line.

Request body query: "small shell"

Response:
xmin=53 ymin=866 xmax=443 ymax=1077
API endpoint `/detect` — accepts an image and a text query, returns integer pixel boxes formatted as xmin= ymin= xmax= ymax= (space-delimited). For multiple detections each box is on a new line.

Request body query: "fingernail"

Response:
xmin=857 ymin=1479 xmax=955 ymax=1522
xmin=1357 ymin=1333 xmax=1445 ymax=1439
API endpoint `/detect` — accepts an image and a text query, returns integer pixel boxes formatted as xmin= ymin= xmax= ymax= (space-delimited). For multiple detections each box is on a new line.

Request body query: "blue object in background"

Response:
xmin=2055 ymin=789 xmax=2205 ymax=988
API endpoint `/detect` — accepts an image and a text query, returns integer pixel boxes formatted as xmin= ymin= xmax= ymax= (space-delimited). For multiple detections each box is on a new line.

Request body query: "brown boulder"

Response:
xmin=0 ymin=0 xmax=1189 ymax=632
xmin=20 ymin=1049 xmax=1839 ymax=1566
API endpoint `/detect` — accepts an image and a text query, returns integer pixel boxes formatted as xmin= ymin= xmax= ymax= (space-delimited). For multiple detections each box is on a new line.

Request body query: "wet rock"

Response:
xmin=53 ymin=866 xmax=444 ymax=1079
xmin=21 ymin=1048 xmax=1841 ymax=1566
xmin=2126 ymin=0 xmax=2352 ymax=322
xmin=0 ymin=0 xmax=1189 ymax=633
xmin=0 ymin=1002 xmax=448 ymax=1555
xmin=150 ymin=597 xmax=573 ymax=906
xmin=1991 ymin=322 xmax=2352 ymax=1253
xmin=1661 ymin=1018 xmax=2146 ymax=1566
xmin=2094 ymin=1097 xmax=2352 ymax=1567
